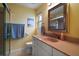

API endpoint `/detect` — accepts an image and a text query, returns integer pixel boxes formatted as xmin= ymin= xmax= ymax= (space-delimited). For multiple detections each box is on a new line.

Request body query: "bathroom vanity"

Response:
xmin=32 ymin=35 xmax=79 ymax=56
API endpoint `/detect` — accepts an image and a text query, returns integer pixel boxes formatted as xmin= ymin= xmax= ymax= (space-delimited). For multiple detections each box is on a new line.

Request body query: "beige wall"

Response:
xmin=0 ymin=3 xmax=3 ymax=7
xmin=69 ymin=3 xmax=79 ymax=38
xmin=36 ymin=3 xmax=79 ymax=40
xmin=8 ymin=3 xmax=35 ymax=34
xmin=7 ymin=4 xmax=36 ymax=50
xmin=35 ymin=3 xmax=48 ymax=35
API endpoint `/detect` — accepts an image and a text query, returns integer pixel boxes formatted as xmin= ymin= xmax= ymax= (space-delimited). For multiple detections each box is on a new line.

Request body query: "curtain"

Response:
xmin=12 ymin=24 xmax=24 ymax=39
xmin=17 ymin=24 xmax=24 ymax=38
xmin=12 ymin=24 xmax=18 ymax=39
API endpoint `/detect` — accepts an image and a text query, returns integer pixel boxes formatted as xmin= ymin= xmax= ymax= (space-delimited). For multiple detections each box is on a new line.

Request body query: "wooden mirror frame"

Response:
xmin=48 ymin=3 xmax=68 ymax=32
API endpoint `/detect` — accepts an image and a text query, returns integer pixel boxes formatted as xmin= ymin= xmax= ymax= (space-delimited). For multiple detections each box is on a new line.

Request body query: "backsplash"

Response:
xmin=45 ymin=32 xmax=61 ymax=39
xmin=64 ymin=35 xmax=79 ymax=44
xmin=45 ymin=32 xmax=79 ymax=43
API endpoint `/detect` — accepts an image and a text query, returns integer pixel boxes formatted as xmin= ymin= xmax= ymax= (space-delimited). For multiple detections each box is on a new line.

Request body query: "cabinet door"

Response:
xmin=37 ymin=46 xmax=52 ymax=56
xmin=32 ymin=37 xmax=53 ymax=56
xmin=32 ymin=45 xmax=38 ymax=56
xmin=37 ymin=40 xmax=53 ymax=55
xmin=37 ymin=40 xmax=53 ymax=56
xmin=53 ymin=48 xmax=66 ymax=56
xmin=32 ymin=37 xmax=38 ymax=56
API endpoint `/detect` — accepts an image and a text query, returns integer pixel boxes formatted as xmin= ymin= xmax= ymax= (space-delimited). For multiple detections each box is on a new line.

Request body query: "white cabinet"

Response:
xmin=37 ymin=46 xmax=52 ymax=56
xmin=32 ymin=37 xmax=53 ymax=56
xmin=32 ymin=37 xmax=67 ymax=56
xmin=32 ymin=45 xmax=38 ymax=56
xmin=37 ymin=40 xmax=53 ymax=56
xmin=32 ymin=37 xmax=38 ymax=56
xmin=53 ymin=48 xmax=66 ymax=56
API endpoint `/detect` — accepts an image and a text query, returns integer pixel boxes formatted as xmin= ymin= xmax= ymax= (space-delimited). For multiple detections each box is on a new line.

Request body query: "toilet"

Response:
xmin=25 ymin=42 xmax=32 ymax=55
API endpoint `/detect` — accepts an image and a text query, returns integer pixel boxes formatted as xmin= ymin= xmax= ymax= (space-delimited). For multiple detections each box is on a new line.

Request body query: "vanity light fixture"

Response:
xmin=48 ymin=3 xmax=52 ymax=6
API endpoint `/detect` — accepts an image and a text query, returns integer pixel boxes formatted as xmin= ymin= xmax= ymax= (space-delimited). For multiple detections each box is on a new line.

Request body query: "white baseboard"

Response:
xmin=11 ymin=48 xmax=25 ymax=53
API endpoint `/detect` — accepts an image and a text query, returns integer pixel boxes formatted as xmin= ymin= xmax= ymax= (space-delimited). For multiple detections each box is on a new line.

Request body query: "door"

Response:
xmin=3 ymin=3 xmax=11 ymax=56
xmin=5 ymin=6 xmax=11 ymax=56
xmin=0 ymin=3 xmax=11 ymax=56
xmin=0 ymin=6 xmax=4 ymax=56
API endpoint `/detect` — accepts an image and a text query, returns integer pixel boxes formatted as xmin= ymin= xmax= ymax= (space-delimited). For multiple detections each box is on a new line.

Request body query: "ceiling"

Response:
xmin=17 ymin=3 xmax=42 ymax=9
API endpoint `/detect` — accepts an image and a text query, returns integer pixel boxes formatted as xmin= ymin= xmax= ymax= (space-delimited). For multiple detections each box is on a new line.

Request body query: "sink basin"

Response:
xmin=42 ymin=36 xmax=58 ymax=42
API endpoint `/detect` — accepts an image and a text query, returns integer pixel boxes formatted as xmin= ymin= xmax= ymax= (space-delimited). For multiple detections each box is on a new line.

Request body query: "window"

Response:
xmin=48 ymin=3 xmax=52 ymax=7
xmin=38 ymin=14 xmax=42 ymax=33
xmin=27 ymin=17 xmax=34 ymax=27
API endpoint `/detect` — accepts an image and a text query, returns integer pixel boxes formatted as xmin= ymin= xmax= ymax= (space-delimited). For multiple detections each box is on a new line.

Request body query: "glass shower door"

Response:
xmin=0 ymin=3 xmax=11 ymax=56
xmin=4 ymin=5 xmax=11 ymax=56
xmin=0 ymin=4 xmax=4 ymax=56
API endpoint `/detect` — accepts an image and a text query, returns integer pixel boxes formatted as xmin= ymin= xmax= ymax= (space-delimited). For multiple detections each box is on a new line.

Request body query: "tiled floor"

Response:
xmin=9 ymin=36 xmax=32 ymax=56
xmin=10 ymin=48 xmax=32 ymax=56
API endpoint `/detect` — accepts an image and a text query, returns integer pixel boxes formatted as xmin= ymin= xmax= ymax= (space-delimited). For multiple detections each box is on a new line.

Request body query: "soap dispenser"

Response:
xmin=60 ymin=32 xmax=64 ymax=40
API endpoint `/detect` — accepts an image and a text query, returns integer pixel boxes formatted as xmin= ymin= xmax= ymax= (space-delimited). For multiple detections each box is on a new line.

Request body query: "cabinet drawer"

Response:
xmin=37 ymin=40 xmax=53 ymax=54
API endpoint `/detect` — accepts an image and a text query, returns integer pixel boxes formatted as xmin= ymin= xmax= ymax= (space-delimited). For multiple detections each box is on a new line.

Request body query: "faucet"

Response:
xmin=54 ymin=34 xmax=60 ymax=39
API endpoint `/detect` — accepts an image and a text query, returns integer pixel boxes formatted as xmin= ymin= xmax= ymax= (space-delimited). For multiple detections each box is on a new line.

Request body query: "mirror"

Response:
xmin=48 ymin=3 xmax=67 ymax=32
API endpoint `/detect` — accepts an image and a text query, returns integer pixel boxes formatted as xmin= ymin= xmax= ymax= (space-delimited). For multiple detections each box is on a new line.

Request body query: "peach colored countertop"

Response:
xmin=33 ymin=35 xmax=79 ymax=56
